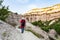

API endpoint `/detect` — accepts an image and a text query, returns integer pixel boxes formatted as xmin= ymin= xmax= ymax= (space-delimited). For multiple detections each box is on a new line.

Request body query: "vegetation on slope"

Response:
xmin=0 ymin=0 xmax=10 ymax=21
xmin=32 ymin=18 xmax=60 ymax=34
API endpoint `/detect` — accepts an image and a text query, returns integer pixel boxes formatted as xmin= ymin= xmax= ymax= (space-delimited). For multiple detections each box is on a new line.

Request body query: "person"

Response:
xmin=19 ymin=18 xmax=26 ymax=33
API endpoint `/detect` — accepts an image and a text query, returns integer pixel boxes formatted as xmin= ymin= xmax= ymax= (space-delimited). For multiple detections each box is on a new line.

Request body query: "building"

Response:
xmin=24 ymin=4 xmax=60 ymax=22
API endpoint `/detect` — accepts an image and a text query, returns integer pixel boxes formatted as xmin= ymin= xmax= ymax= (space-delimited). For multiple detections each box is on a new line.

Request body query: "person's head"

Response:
xmin=21 ymin=17 xmax=25 ymax=20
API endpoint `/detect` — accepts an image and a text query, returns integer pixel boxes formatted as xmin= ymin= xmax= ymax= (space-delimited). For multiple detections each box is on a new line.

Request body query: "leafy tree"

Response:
xmin=0 ymin=0 xmax=3 ymax=5
xmin=0 ymin=0 xmax=10 ymax=21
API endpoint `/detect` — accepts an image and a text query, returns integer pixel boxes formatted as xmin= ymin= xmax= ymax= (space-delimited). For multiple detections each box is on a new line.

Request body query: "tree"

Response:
xmin=0 ymin=0 xmax=3 ymax=5
xmin=0 ymin=0 xmax=10 ymax=21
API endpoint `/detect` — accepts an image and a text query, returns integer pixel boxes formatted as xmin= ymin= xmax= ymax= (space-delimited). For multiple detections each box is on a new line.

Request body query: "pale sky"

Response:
xmin=2 ymin=0 xmax=60 ymax=14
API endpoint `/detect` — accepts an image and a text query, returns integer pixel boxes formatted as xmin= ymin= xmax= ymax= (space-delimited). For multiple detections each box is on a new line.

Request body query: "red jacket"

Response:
xmin=19 ymin=19 xmax=25 ymax=28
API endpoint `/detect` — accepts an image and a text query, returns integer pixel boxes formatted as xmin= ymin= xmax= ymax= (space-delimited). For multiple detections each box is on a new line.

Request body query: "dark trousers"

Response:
xmin=21 ymin=28 xmax=24 ymax=33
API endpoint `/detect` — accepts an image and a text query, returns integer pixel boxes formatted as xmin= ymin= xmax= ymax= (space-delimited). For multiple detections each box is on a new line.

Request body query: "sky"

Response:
xmin=2 ymin=0 xmax=60 ymax=14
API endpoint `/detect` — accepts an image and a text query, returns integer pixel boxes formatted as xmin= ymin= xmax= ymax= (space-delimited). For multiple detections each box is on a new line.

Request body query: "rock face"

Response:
xmin=25 ymin=21 xmax=60 ymax=40
xmin=6 ymin=12 xmax=22 ymax=26
xmin=25 ymin=21 xmax=50 ymax=40
xmin=24 ymin=4 xmax=60 ymax=22
xmin=0 ymin=20 xmax=22 ymax=40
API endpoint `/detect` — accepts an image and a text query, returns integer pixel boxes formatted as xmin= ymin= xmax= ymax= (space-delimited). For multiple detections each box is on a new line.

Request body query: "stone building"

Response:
xmin=23 ymin=4 xmax=60 ymax=22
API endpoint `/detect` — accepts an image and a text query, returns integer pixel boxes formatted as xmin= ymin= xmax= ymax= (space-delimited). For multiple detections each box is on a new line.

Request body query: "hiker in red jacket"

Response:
xmin=19 ymin=18 xmax=26 ymax=33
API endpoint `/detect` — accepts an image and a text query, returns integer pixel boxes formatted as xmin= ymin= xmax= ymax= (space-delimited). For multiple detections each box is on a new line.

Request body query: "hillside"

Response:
xmin=24 ymin=4 xmax=60 ymax=22
xmin=25 ymin=4 xmax=60 ymax=15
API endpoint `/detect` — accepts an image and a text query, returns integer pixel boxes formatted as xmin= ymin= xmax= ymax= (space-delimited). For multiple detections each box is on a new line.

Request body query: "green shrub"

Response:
xmin=32 ymin=19 xmax=60 ymax=34
xmin=41 ymin=26 xmax=50 ymax=32
xmin=0 ymin=0 xmax=10 ymax=21
xmin=52 ymin=22 xmax=60 ymax=34
xmin=32 ymin=20 xmax=51 ymax=32
xmin=32 ymin=21 xmax=38 ymax=26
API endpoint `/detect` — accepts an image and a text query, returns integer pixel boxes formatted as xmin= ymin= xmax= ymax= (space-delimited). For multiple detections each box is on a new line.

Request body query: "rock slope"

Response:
xmin=0 ymin=20 xmax=22 ymax=40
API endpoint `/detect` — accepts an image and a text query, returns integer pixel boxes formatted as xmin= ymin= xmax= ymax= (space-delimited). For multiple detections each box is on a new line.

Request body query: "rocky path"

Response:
xmin=16 ymin=28 xmax=41 ymax=40
xmin=15 ymin=21 xmax=49 ymax=40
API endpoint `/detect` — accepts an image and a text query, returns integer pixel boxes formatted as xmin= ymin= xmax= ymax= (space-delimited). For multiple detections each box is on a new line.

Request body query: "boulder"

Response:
xmin=0 ymin=20 xmax=23 ymax=40
xmin=6 ymin=12 xmax=22 ymax=26
xmin=48 ymin=29 xmax=57 ymax=40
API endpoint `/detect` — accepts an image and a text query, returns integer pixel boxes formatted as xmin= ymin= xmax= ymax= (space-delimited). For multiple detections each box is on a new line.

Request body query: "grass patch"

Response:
xmin=2 ymin=32 xmax=7 ymax=37
xmin=56 ymin=36 xmax=60 ymax=40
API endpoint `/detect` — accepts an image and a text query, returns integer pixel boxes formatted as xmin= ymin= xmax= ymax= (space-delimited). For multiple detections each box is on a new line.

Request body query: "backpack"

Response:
xmin=21 ymin=19 xmax=25 ymax=26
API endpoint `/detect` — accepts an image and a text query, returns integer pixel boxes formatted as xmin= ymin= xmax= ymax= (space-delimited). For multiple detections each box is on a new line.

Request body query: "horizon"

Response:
xmin=2 ymin=0 xmax=60 ymax=14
